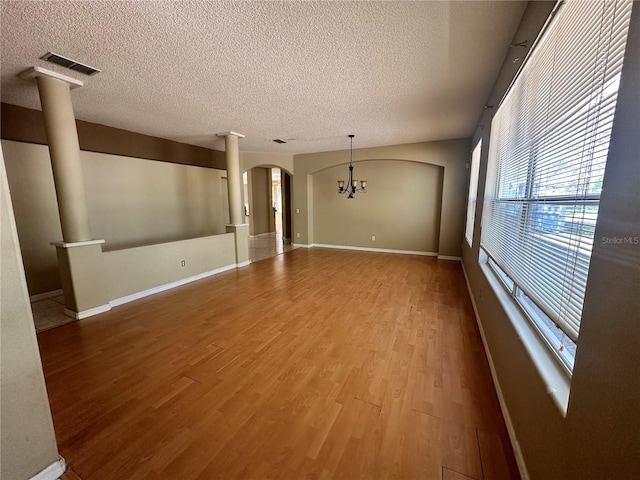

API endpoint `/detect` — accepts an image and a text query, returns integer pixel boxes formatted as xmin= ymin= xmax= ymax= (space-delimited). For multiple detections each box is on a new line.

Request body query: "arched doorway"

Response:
xmin=244 ymin=166 xmax=295 ymax=262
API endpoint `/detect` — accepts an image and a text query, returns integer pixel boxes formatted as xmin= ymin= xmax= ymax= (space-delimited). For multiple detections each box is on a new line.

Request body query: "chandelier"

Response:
xmin=337 ymin=134 xmax=367 ymax=198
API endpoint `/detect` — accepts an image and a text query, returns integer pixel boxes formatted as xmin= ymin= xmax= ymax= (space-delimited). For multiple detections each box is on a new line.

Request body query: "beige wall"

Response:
xmin=313 ymin=160 xmax=443 ymax=252
xmin=268 ymin=169 xmax=276 ymax=234
xmin=461 ymin=3 xmax=640 ymax=479
xmin=1 ymin=147 xmax=61 ymax=480
xmin=104 ymin=234 xmax=236 ymax=301
xmin=247 ymin=167 xmax=273 ymax=236
xmin=240 ymin=151 xmax=293 ymax=177
xmin=293 ymin=139 xmax=469 ymax=257
xmin=3 ymin=140 xmax=229 ymax=295
xmin=82 ymin=149 xmax=228 ymax=249
xmin=2 ymin=140 xmax=63 ymax=294
xmin=240 ymin=153 xmax=294 ymax=238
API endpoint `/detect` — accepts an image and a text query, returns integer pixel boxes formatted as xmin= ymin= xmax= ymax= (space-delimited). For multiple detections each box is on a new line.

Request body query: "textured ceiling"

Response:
xmin=1 ymin=1 xmax=527 ymax=154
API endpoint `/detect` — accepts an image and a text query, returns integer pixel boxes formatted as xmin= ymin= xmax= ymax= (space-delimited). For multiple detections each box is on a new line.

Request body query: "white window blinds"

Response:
xmin=481 ymin=0 xmax=633 ymax=344
xmin=465 ymin=141 xmax=482 ymax=246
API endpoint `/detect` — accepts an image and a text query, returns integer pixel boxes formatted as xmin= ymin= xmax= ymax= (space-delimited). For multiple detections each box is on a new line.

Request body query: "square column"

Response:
xmin=226 ymin=224 xmax=250 ymax=267
xmin=51 ymin=240 xmax=111 ymax=319
xmin=20 ymin=66 xmax=111 ymax=319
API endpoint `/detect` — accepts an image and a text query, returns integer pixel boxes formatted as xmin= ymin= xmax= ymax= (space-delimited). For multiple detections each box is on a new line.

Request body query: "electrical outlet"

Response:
xmin=180 ymin=260 xmax=186 ymax=267
xmin=296 ymin=208 xmax=300 ymax=214
xmin=372 ymin=235 xmax=376 ymax=241
xmin=296 ymin=233 xmax=300 ymax=238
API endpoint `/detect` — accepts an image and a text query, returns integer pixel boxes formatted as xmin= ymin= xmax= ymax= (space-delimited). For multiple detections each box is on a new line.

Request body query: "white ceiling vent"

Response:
xmin=40 ymin=52 xmax=101 ymax=76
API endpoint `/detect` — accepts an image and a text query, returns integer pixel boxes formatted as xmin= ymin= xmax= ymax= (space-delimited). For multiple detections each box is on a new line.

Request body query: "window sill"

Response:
xmin=480 ymin=261 xmax=570 ymax=417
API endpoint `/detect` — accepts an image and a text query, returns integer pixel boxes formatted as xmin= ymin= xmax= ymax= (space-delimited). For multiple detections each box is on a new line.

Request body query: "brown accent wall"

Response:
xmin=1 ymin=103 xmax=226 ymax=170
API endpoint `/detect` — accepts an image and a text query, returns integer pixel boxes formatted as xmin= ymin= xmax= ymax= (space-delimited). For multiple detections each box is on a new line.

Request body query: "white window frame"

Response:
xmin=464 ymin=140 xmax=481 ymax=247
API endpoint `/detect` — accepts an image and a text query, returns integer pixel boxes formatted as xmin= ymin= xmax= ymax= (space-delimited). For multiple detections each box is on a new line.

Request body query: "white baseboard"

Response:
xmin=237 ymin=260 xmax=251 ymax=268
xmin=461 ymin=263 xmax=530 ymax=480
xmin=437 ymin=255 xmax=462 ymax=261
xmin=249 ymin=232 xmax=275 ymax=238
xmin=64 ymin=304 xmax=111 ymax=320
xmin=30 ymin=457 xmax=66 ymax=480
xmin=312 ymin=243 xmax=438 ymax=257
xmin=30 ymin=289 xmax=63 ymax=302
xmin=109 ymin=263 xmax=238 ymax=307
xmin=292 ymin=243 xmax=313 ymax=248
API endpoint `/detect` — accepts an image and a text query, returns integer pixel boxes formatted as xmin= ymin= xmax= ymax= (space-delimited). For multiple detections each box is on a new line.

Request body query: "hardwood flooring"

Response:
xmin=38 ymin=248 xmax=519 ymax=479
xmin=249 ymin=232 xmax=296 ymax=263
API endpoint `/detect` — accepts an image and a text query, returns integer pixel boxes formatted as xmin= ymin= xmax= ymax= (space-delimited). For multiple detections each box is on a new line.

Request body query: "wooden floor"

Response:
xmin=38 ymin=248 xmax=519 ymax=480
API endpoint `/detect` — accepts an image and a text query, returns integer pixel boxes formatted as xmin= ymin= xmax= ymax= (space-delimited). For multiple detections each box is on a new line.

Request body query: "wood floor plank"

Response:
xmin=37 ymin=248 xmax=519 ymax=479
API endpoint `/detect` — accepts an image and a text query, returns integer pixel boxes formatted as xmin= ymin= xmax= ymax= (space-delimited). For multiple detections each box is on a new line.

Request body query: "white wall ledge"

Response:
xmin=50 ymin=239 xmax=105 ymax=248
xmin=479 ymin=261 xmax=570 ymax=416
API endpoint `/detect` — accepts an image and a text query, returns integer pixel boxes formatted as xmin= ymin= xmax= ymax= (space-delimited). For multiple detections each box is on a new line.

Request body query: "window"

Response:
xmin=465 ymin=140 xmax=482 ymax=246
xmin=481 ymin=0 xmax=633 ymax=372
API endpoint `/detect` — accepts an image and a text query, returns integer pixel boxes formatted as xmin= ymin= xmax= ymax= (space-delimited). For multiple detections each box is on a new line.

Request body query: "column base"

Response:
xmin=226 ymin=224 xmax=250 ymax=266
xmin=64 ymin=304 xmax=111 ymax=320
xmin=51 ymin=240 xmax=111 ymax=318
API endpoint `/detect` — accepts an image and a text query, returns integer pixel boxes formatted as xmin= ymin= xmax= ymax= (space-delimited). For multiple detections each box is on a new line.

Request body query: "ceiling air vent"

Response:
xmin=40 ymin=52 xmax=101 ymax=76
xmin=272 ymin=139 xmax=287 ymax=144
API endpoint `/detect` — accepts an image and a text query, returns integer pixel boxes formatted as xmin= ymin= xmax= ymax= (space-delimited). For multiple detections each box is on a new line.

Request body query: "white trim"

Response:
xmin=20 ymin=66 xmax=83 ymax=88
xmin=50 ymin=239 xmax=105 ymax=248
xmin=109 ymin=263 xmax=238 ymax=307
xmin=249 ymin=232 xmax=275 ymax=238
xmin=29 ymin=456 xmax=66 ymax=480
xmin=30 ymin=289 xmax=63 ymax=302
xmin=480 ymin=262 xmax=570 ymax=414
xmin=64 ymin=304 xmax=111 ymax=320
xmin=313 ymin=243 xmax=437 ymax=257
xmin=461 ymin=263 xmax=530 ymax=480
xmin=217 ymin=131 xmax=246 ymax=138
xmin=226 ymin=223 xmax=250 ymax=228
xmin=292 ymin=243 xmax=313 ymax=248
xmin=437 ymin=255 xmax=462 ymax=261
xmin=237 ymin=260 xmax=251 ymax=268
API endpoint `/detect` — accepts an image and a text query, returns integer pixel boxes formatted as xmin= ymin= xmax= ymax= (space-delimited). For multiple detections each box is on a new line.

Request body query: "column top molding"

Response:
xmin=216 ymin=131 xmax=246 ymax=139
xmin=19 ymin=66 xmax=84 ymax=89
